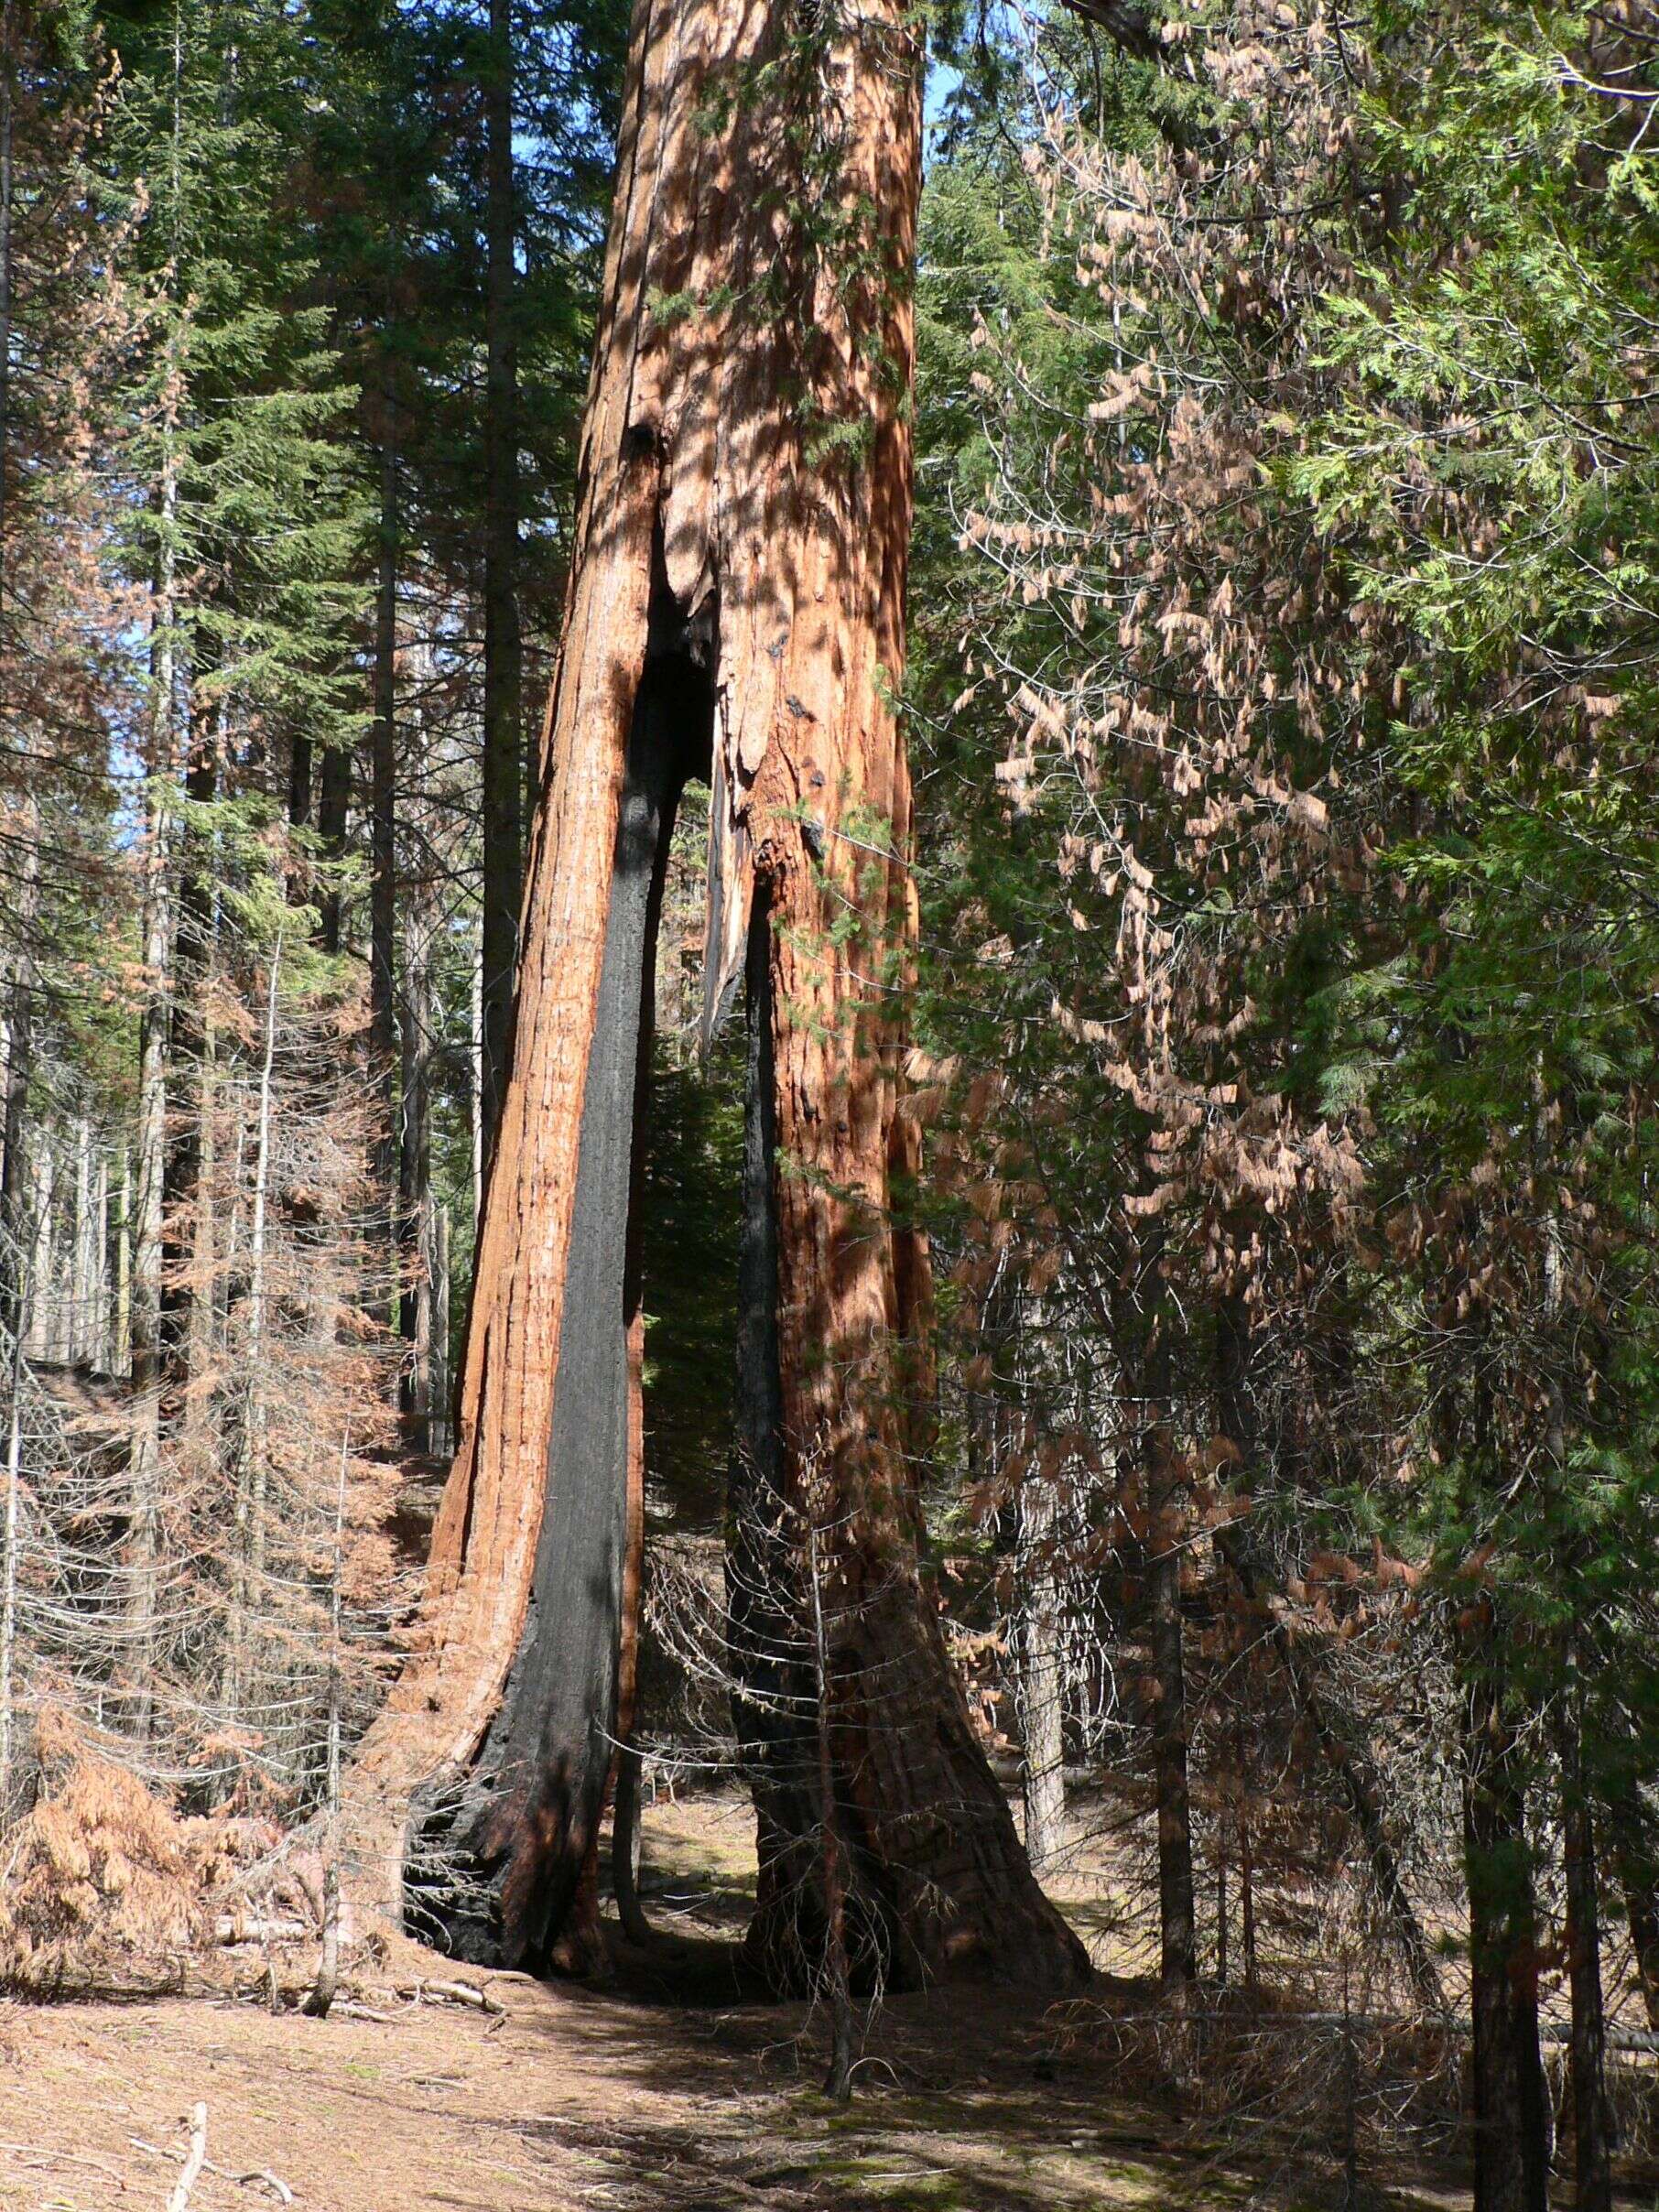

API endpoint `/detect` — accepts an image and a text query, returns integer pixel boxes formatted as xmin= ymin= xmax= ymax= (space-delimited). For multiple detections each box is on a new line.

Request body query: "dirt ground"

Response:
xmin=0 ymin=1787 xmax=1619 ymax=2212
xmin=2 ymin=1972 xmax=1476 ymax=2212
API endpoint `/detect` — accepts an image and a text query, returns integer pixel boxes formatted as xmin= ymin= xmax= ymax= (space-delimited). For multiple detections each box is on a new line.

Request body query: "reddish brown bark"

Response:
xmin=350 ymin=0 xmax=1085 ymax=1991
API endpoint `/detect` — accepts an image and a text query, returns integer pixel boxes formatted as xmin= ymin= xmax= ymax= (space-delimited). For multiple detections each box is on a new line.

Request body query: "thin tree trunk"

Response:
xmin=810 ymin=1518 xmax=855 ymax=2103
xmin=180 ymin=997 xmax=217 ymax=1448
xmin=1018 ymin=1473 xmax=1067 ymax=1875
xmin=479 ymin=0 xmax=522 ymax=1174
xmin=1462 ymin=1624 xmax=1549 ymax=2212
xmin=1619 ymin=1839 xmax=1659 ymax=2034
xmin=68 ymin=1117 xmax=89 ymax=1365
xmin=350 ymin=0 xmax=1085 ymax=1993
xmin=43 ymin=1159 xmax=63 ymax=1363
xmin=1241 ymin=1789 xmax=1255 ymax=1988
xmin=306 ymin=1426 xmax=350 ymax=2021
xmin=114 ymin=1145 xmax=131 ymax=1380
xmin=1149 ymin=1461 xmax=1196 ymax=1992
xmin=0 ymin=803 xmax=35 ymax=1348
xmin=1143 ymin=1300 xmax=1195 ymax=1995
xmin=128 ymin=401 xmax=179 ymax=1742
xmin=431 ymin=1203 xmax=451 ymax=1461
xmin=93 ymin=1150 xmax=110 ymax=1372
xmin=25 ymin=1139 xmax=49 ymax=1361
xmin=317 ymin=743 xmax=350 ymax=957
xmin=1560 ymin=1688 xmax=1613 ymax=2212
xmin=0 ymin=1259 xmax=24 ymax=1809
xmin=1216 ymin=1853 xmax=1227 ymax=1988
xmin=1215 ymin=1295 xmax=1445 ymax=2016
xmin=160 ymin=666 xmax=219 ymax=1385
xmin=398 ymin=895 xmax=432 ymax=1448
xmin=223 ymin=940 xmax=282 ymax=1755
xmin=288 ymin=731 xmax=312 ymax=833
xmin=244 ymin=942 xmax=281 ymax=1594
xmin=0 ymin=19 xmax=23 ymax=1359
xmin=0 ymin=5 xmax=13 ymax=605
xmin=612 ymin=1736 xmax=649 ymax=1946
xmin=612 ymin=1307 xmax=651 ymax=1947
xmin=370 ymin=396 xmax=397 ymax=1320
xmin=470 ymin=937 xmax=484 ymax=1231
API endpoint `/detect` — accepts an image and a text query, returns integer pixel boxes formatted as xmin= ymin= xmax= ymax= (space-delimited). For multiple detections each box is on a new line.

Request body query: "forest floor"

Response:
xmin=0 ymin=1787 xmax=1647 ymax=2212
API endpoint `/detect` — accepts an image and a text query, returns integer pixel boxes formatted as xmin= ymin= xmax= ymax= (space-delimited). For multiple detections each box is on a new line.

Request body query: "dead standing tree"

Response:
xmin=351 ymin=0 xmax=1087 ymax=1989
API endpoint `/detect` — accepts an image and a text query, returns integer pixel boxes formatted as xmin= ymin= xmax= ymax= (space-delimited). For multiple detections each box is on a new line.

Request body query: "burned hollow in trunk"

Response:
xmin=407 ymin=550 xmax=715 ymax=1967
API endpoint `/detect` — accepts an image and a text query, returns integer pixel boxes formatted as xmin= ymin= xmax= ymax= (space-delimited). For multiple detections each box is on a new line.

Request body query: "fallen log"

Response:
xmin=402 ymin=1976 xmax=504 ymax=2015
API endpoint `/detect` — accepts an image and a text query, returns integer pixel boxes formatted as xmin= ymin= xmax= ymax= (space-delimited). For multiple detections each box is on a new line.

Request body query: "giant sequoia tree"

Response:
xmin=352 ymin=0 xmax=1087 ymax=1989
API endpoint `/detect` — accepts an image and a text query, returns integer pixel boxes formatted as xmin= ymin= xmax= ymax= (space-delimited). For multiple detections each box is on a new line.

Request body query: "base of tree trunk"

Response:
xmin=728 ymin=905 xmax=1090 ymax=1999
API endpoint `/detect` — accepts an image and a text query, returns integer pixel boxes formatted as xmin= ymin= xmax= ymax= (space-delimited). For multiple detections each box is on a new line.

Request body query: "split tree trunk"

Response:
xmin=352 ymin=0 xmax=1085 ymax=1992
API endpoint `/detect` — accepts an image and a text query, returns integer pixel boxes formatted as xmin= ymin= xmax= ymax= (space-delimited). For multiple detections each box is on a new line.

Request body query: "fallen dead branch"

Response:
xmin=132 ymin=2117 xmax=295 ymax=2206
xmin=165 ymin=2102 xmax=208 ymax=2212
xmin=0 ymin=2139 xmax=131 ymax=2184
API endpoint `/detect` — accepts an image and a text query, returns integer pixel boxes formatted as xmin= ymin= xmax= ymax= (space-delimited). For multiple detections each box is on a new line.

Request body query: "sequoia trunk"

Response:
xmin=352 ymin=0 xmax=1084 ymax=1990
